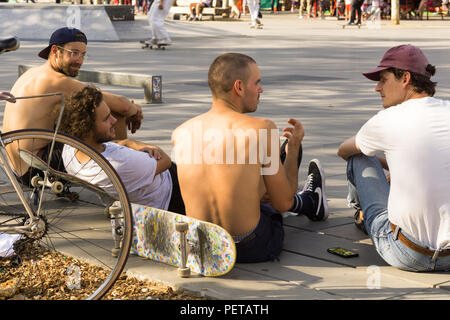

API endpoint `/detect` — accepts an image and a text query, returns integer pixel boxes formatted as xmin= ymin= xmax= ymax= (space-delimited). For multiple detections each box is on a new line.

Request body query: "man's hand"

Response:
xmin=126 ymin=101 xmax=143 ymax=134
xmin=0 ymin=92 xmax=16 ymax=103
xmin=282 ymin=118 xmax=304 ymax=152
xmin=139 ymin=146 xmax=163 ymax=160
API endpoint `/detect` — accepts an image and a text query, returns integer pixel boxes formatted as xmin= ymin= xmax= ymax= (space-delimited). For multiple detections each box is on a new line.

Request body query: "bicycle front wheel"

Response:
xmin=0 ymin=129 xmax=132 ymax=300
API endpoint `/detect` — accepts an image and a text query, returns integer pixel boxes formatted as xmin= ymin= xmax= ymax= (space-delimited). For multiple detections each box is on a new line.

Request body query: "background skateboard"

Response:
xmin=130 ymin=203 xmax=236 ymax=277
xmin=139 ymin=40 xmax=170 ymax=50
xmin=341 ymin=23 xmax=363 ymax=29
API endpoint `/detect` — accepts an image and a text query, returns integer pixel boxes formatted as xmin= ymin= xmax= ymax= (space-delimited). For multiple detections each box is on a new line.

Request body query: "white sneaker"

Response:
xmin=157 ymin=39 xmax=172 ymax=46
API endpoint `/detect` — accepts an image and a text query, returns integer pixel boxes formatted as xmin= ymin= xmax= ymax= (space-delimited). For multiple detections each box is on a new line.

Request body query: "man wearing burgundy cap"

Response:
xmin=3 ymin=27 xmax=143 ymax=183
xmin=337 ymin=44 xmax=450 ymax=272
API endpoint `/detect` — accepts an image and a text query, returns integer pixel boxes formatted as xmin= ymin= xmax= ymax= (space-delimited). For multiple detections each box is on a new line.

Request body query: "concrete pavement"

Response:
xmin=0 ymin=12 xmax=449 ymax=300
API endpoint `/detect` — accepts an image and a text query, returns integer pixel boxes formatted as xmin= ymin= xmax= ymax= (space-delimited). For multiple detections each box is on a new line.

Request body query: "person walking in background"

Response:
xmin=248 ymin=0 xmax=263 ymax=27
xmin=347 ymin=0 xmax=364 ymax=25
xmin=298 ymin=0 xmax=312 ymax=18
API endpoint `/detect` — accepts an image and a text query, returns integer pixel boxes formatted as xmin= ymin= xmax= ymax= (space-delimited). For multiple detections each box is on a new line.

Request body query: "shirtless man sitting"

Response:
xmin=2 ymin=27 xmax=143 ymax=181
xmin=172 ymin=53 xmax=328 ymax=263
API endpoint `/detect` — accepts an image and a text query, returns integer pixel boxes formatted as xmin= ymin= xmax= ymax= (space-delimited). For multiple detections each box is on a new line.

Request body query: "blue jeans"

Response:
xmin=347 ymin=154 xmax=450 ymax=272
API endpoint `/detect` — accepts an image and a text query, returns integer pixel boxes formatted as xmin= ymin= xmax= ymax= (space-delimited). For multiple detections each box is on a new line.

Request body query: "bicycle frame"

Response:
xmin=0 ymin=92 xmax=64 ymax=236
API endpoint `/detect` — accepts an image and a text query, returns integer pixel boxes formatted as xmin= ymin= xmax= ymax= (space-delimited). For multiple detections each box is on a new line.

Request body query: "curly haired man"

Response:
xmin=59 ymin=86 xmax=184 ymax=214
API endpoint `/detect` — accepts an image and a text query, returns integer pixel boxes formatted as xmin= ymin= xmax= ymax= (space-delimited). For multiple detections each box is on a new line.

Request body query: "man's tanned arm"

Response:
xmin=114 ymin=139 xmax=171 ymax=175
xmin=102 ymin=92 xmax=143 ymax=134
xmin=337 ymin=136 xmax=361 ymax=161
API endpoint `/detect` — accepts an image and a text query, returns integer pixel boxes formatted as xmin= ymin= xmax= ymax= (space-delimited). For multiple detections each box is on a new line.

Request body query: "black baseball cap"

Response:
xmin=38 ymin=27 xmax=87 ymax=60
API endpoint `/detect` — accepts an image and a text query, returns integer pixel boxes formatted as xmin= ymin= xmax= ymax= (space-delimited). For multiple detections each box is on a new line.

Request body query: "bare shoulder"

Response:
xmin=12 ymin=64 xmax=84 ymax=96
xmin=237 ymin=114 xmax=277 ymax=131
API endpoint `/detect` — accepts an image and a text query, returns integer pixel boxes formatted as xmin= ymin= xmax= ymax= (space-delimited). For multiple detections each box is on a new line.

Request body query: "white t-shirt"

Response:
xmin=356 ymin=97 xmax=450 ymax=251
xmin=62 ymin=142 xmax=173 ymax=210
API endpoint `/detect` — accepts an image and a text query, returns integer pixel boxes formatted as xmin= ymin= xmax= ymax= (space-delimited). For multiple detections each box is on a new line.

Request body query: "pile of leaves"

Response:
xmin=0 ymin=243 xmax=204 ymax=300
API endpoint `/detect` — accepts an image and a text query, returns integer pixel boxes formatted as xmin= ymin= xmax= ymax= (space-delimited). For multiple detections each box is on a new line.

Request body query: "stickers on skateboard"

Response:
xmin=129 ymin=203 xmax=236 ymax=277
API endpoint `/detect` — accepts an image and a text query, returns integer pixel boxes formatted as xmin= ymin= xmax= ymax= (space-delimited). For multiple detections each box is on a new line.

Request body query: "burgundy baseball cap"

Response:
xmin=362 ymin=44 xmax=432 ymax=81
xmin=38 ymin=27 xmax=87 ymax=60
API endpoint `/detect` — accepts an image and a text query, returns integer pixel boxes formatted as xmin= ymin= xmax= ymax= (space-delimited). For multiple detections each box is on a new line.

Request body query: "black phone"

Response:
xmin=327 ymin=247 xmax=359 ymax=258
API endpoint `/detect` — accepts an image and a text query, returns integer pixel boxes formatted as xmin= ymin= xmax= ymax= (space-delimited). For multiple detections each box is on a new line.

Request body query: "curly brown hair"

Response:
xmin=59 ymin=86 xmax=103 ymax=140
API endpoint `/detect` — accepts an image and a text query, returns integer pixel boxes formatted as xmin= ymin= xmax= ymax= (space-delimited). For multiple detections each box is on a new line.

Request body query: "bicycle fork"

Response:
xmin=0 ymin=146 xmax=38 ymax=234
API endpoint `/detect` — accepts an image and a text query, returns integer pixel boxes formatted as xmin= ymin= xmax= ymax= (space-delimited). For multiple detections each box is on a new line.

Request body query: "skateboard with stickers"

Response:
xmin=127 ymin=203 xmax=236 ymax=277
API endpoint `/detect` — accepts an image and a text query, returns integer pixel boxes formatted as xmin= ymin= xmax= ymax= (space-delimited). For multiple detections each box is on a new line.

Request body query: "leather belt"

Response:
xmin=390 ymin=223 xmax=450 ymax=258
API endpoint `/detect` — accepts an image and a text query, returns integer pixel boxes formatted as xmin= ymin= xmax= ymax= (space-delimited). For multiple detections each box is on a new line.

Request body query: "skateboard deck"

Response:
xmin=129 ymin=203 xmax=236 ymax=277
xmin=18 ymin=148 xmax=115 ymax=202
xmin=341 ymin=23 xmax=363 ymax=28
xmin=139 ymin=40 xmax=170 ymax=50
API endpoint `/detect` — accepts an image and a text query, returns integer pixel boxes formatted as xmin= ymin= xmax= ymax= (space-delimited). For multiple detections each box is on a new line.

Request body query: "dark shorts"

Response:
xmin=18 ymin=142 xmax=66 ymax=187
xmin=167 ymin=162 xmax=186 ymax=215
xmin=235 ymin=202 xmax=284 ymax=263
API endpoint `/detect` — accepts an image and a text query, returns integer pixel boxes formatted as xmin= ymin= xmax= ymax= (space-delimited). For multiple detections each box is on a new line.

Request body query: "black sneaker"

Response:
xmin=0 ymin=37 xmax=20 ymax=55
xmin=299 ymin=159 xmax=328 ymax=221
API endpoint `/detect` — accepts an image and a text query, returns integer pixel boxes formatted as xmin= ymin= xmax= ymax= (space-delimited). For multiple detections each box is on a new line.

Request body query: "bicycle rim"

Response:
xmin=0 ymin=129 xmax=132 ymax=300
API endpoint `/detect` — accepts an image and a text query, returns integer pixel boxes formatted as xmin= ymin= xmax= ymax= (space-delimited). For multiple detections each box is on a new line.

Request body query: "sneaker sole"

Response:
xmin=310 ymin=158 xmax=329 ymax=221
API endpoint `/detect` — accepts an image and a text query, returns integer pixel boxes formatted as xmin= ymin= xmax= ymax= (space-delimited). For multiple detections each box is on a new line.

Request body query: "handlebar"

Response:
xmin=0 ymin=37 xmax=20 ymax=102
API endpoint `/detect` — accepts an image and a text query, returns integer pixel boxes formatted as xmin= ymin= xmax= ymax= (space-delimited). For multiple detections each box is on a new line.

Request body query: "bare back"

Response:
xmin=3 ymin=63 xmax=85 ymax=175
xmin=173 ymin=107 xmax=277 ymax=236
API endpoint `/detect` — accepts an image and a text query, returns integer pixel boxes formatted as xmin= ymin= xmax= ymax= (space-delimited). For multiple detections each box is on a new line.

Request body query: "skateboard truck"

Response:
xmin=175 ymin=222 xmax=190 ymax=277
xmin=109 ymin=205 xmax=124 ymax=258
xmin=31 ymin=175 xmax=64 ymax=194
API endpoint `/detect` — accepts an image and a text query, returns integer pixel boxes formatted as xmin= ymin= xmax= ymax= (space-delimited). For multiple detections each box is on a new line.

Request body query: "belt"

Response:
xmin=390 ymin=222 xmax=450 ymax=258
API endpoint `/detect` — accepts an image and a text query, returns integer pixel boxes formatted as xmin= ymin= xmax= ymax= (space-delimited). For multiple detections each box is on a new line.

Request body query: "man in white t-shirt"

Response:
xmin=337 ymin=44 xmax=450 ymax=272
xmin=59 ymin=86 xmax=185 ymax=214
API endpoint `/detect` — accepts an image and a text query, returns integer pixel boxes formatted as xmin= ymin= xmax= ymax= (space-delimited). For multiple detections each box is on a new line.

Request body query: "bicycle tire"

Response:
xmin=0 ymin=129 xmax=132 ymax=300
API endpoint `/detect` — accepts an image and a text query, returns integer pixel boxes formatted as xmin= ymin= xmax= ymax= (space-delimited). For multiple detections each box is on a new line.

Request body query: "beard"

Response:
xmin=93 ymin=128 xmax=115 ymax=144
xmin=56 ymin=61 xmax=81 ymax=77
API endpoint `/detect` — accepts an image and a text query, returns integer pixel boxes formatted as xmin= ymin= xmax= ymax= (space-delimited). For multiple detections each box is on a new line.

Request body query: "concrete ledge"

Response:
xmin=18 ymin=64 xmax=162 ymax=103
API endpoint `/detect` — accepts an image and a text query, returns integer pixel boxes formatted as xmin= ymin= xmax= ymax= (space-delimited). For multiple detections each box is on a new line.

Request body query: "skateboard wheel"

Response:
xmin=177 ymin=267 xmax=190 ymax=278
xmin=52 ymin=181 xmax=64 ymax=194
xmin=176 ymin=222 xmax=188 ymax=232
xmin=109 ymin=206 xmax=122 ymax=215
xmin=31 ymin=175 xmax=43 ymax=188
xmin=111 ymin=248 xmax=120 ymax=258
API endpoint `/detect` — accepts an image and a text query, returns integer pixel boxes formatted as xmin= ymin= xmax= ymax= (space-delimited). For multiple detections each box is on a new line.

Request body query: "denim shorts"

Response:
xmin=235 ymin=202 xmax=284 ymax=263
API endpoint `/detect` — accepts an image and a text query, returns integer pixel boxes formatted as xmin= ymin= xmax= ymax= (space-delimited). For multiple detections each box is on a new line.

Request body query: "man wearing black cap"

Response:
xmin=3 ymin=27 xmax=143 ymax=179
xmin=337 ymin=44 xmax=450 ymax=272
xmin=4 ymin=27 xmax=142 ymax=137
